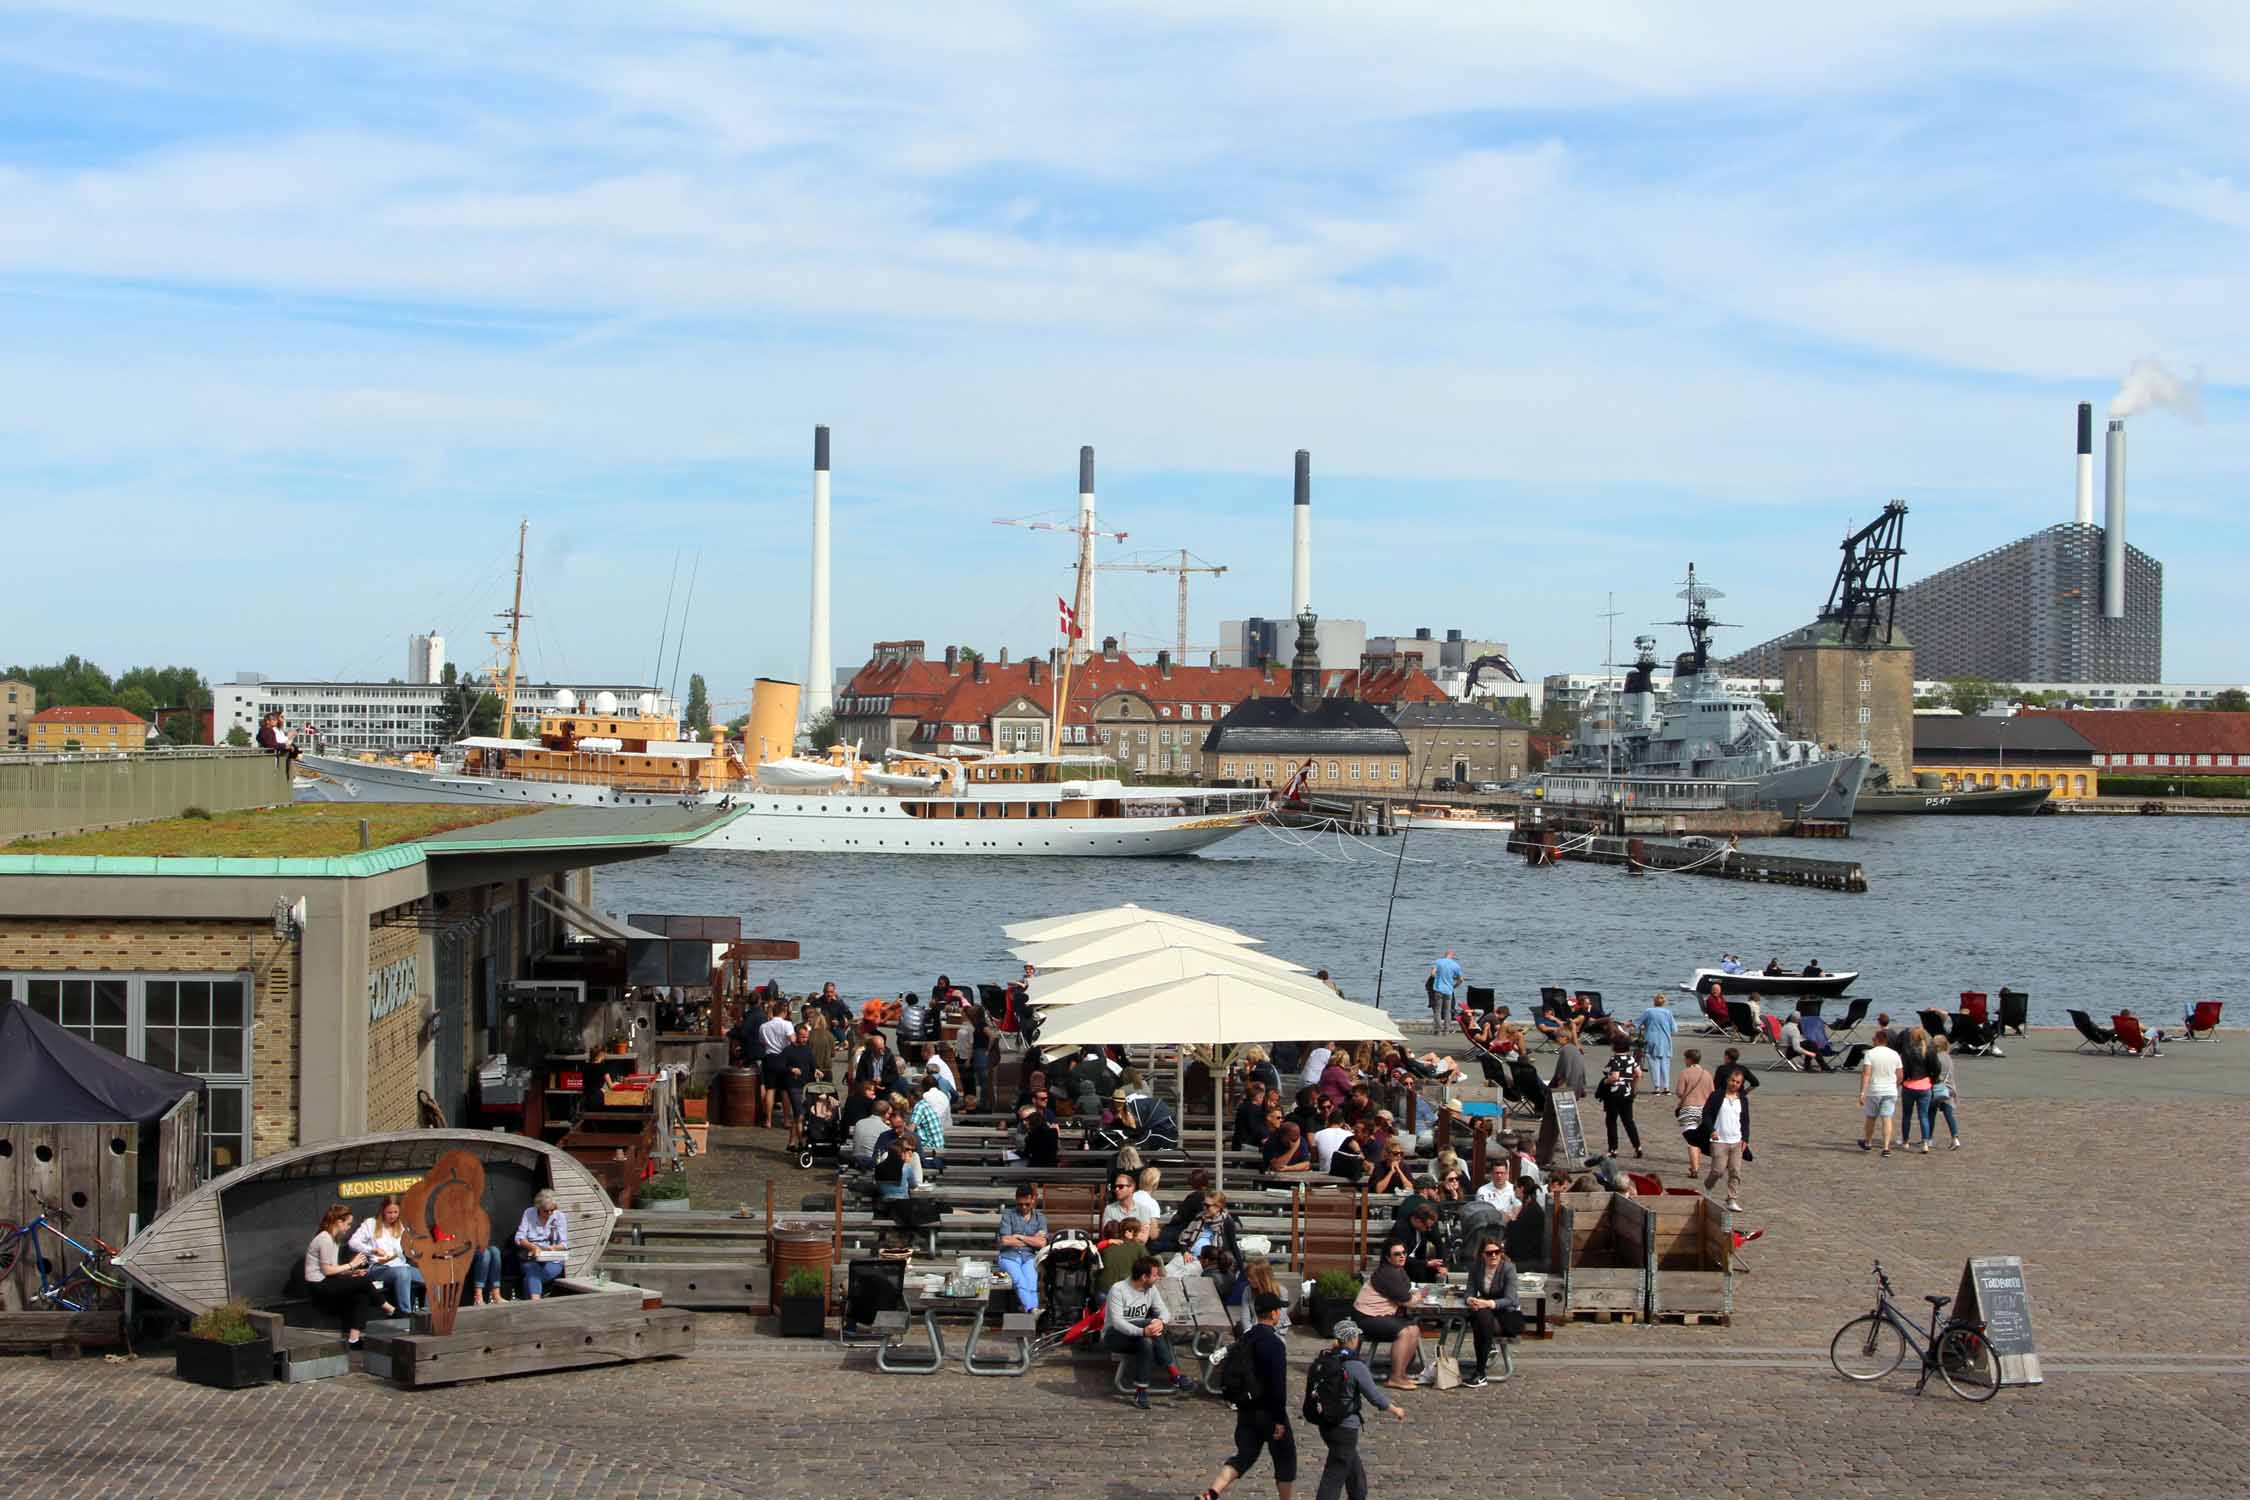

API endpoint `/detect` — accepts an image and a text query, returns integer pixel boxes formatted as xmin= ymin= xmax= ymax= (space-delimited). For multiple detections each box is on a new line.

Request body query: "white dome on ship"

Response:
xmin=592 ymin=691 xmax=619 ymax=714
xmin=637 ymin=693 xmax=657 ymax=715
xmin=553 ymin=688 xmax=578 ymax=711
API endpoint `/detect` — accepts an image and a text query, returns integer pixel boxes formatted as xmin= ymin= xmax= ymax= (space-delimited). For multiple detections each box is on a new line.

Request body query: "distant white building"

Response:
xmin=406 ymin=632 xmax=445 ymax=685
xmin=1218 ymin=615 xmax=1366 ymax=673
xmin=214 ymin=674 xmax=678 ymax=753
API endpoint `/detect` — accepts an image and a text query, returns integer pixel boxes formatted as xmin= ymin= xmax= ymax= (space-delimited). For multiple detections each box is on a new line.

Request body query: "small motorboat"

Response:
xmin=1682 ymin=966 xmax=1859 ymax=997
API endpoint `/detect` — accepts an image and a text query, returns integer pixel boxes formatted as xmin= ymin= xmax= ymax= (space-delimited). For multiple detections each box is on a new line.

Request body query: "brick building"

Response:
xmin=1910 ymin=713 xmax=2100 ymax=797
xmin=2018 ymin=709 xmax=2250 ymax=779
xmin=0 ymin=805 xmax=734 ymax=1170
xmin=1779 ymin=624 xmax=1917 ymax=785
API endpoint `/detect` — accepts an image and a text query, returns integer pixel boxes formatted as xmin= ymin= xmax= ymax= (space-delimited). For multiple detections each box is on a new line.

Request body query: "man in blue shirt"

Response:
xmin=1428 ymin=950 xmax=1463 ymax=1023
xmin=994 ymin=1184 xmax=1048 ymax=1313
xmin=1636 ymin=993 xmax=1678 ymax=1091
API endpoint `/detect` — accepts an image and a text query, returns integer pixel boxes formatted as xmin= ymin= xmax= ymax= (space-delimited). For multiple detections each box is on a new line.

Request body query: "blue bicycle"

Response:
xmin=0 ymin=1196 xmax=125 ymax=1311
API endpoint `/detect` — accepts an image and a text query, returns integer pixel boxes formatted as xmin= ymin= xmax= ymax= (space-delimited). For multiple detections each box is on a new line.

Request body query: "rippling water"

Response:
xmin=596 ymin=813 xmax=2249 ymax=1029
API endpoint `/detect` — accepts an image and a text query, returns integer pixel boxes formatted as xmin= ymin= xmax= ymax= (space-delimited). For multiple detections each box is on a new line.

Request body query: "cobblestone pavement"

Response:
xmin=5 ymin=1083 xmax=2246 ymax=1498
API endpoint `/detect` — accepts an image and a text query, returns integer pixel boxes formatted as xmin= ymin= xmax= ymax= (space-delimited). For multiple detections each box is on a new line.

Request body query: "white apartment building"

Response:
xmin=214 ymin=675 xmax=678 ymax=753
xmin=406 ymin=632 xmax=445 ymax=685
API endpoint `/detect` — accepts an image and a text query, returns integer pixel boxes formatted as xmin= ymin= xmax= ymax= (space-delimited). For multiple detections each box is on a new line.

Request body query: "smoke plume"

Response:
xmin=2107 ymin=357 xmax=2204 ymax=422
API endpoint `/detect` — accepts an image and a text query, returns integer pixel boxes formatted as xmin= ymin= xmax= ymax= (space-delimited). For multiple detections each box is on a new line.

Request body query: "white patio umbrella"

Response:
xmin=1032 ymin=970 xmax=1404 ymax=1189
xmin=1003 ymin=903 xmax=1257 ymax=947
xmin=1030 ymin=946 xmax=1371 ymax=1011
xmin=1012 ymin=920 xmax=1304 ymax=974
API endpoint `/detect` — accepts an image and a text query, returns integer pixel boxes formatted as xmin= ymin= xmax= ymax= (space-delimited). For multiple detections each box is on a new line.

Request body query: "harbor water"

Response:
xmin=597 ymin=814 xmax=2249 ymax=1029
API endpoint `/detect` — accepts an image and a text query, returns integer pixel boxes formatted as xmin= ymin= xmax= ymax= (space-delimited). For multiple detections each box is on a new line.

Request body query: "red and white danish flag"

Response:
xmin=1057 ymin=596 xmax=1082 ymax=640
xmin=1278 ymin=760 xmax=1312 ymax=804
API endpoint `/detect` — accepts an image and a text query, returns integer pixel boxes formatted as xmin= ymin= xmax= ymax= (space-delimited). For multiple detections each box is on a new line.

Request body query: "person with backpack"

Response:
xmin=1199 ymin=1291 xmax=1295 ymax=1500
xmin=1304 ymin=1320 xmax=1405 ymax=1500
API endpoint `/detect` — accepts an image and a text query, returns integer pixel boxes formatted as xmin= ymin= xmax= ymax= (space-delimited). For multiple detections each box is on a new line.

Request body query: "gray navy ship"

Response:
xmin=1532 ymin=567 xmax=1870 ymax=824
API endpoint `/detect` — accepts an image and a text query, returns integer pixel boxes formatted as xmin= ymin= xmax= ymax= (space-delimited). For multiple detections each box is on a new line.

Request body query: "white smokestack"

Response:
xmin=1075 ymin=446 xmax=1096 ymax=665
xmin=1290 ymin=449 xmax=1311 ymax=618
xmin=2103 ymin=419 xmax=2125 ymax=620
xmin=2074 ymin=402 xmax=2094 ymax=526
xmin=804 ymin=425 xmax=834 ymax=724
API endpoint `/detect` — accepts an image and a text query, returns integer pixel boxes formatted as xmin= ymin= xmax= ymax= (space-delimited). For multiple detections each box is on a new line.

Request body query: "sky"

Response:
xmin=3 ymin=2 xmax=2246 ymax=705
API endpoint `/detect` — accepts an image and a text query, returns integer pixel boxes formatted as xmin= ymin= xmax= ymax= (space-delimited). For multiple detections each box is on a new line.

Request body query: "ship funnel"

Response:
xmin=2074 ymin=402 xmax=2094 ymax=525
xmin=2103 ymin=419 xmax=2126 ymax=619
xmin=748 ymin=677 xmax=802 ymax=764
xmin=1290 ymin=449 xmax=1312 ymax=618
xmin=1076 ymin=445 xmax=1096 ymax=665
xmin=804 ymin=425 xmax=834 ymax=725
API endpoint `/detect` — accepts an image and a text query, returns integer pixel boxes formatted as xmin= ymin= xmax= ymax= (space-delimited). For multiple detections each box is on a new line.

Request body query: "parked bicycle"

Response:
xmin=1829 ymin=1259 xmax=2000 ymax=1401
xmin=0 ymin=1196 xmax=126 ymax=1312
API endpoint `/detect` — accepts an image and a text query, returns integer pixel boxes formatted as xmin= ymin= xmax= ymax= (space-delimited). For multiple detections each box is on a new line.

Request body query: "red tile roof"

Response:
xmin=29 ymin=705 xmax=147 ymax=726
xmin=2020 ymin=709 xmax=2250 ymax=758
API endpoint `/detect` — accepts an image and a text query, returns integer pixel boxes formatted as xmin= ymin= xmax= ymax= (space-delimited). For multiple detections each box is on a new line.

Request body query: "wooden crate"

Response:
xmin=1547 ymin=1192 xmax=1652 ymax=1318
xmin=1647 ymin=1194 xmax=1733 ymax=1321
xmin=383 ymin=1293 xmax=695 ymax=1387
xmin=0 ymin=1310 xmax=127 ymax=1354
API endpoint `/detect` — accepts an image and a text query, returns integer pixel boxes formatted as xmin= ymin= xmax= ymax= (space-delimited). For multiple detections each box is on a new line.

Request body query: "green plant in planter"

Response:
xmin=776 ymin=1267 xmax=828 ymax=1336
xmin=781 ymin=1269 xmax=827 ymax=1300
xmin=1312 ymin=1271 xmax=1362 ymax=1303
xmin=188 ymin=1298 xmax=258 ymax=1345
xmin=639 ymin=1170 xmax=690 ymax=1203
xmin=681 ymin=1077 xmax=709 ymax=1100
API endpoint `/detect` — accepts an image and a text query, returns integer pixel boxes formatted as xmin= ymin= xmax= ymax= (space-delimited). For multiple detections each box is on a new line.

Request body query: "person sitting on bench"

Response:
xmin=303 ymin=1202 xmax=391 ymax=1344
xmin=1104 ymin=1255 xmax=1199 ymax=1407
xmin=1462 ymin=1235 xmax=1524 ymax=1387
xmin=1352 ymin=1241 xmax=1430 ymax=1389
xmin=514 ymin=1190 xmax=569 ymax=1300
xmin=348 ymin=1193 xmax=422 ymax=1315
xmin=994 ymin=1184 xmax=1048 ymax=1315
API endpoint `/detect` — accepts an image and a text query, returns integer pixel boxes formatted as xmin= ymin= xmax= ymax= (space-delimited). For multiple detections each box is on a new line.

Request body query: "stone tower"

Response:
xmin=1780 ymin=623 xmax=1916 ymax=786
xmin=1290 ymin=609 xmax=1323 ymax=712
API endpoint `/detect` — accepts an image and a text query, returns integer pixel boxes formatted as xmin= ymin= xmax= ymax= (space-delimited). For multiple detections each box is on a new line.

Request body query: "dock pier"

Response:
xmin=1508 ymin=824 xmax=1867 ymax=893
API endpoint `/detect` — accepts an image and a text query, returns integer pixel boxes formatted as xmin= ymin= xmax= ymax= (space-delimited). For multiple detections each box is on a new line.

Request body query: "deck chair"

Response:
xmin=1466 ymin=985 xmax=1497 ymax=1016
xmin=1795 ymin=997 xmax=1826 ymax=1019
xmin=1575 ymin=990 xmax=1609 ymax=1024
xmin=2111 ymin=1013 xmax=2162 ymax=1057
xmin=1830 ymin=997 xmax=1872 ymax=1036
xmin=1997 ymin=988 xmax=2030 ymax=1037
xmin=2183 ymin=1000 xmax=2223 ymax=1041
xmin=1797 ymin=1013 xmax=1843 ymax=1071
xmin=2068 ymin=1009 xmax=2115 ymax=1053
xmin=1959 ymin=992 xmax=1991 ymax=1027
xmin=1724 ymin=999 xmax=1762 ymax=1042
xmin=1916 ymin=1008 xmax=1950 ymax=1040
xmin=1698 ymin=993 xmax=1733 ymax=1034
xmin=1837 ymin=1042 xmax=1870 ymax=1071
xmin=1759 ymin=1013 xmax=1798 ymax=1071
xmin=1949 ymin=1013 xmax=2003 ymax=1057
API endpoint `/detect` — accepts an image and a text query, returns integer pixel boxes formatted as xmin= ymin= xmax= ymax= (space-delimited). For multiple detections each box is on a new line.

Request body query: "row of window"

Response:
xmin=1220 ymin=760 xmax=1405 ymax=781
xmin=2091 ymin=752 xmax=2238 ymax=768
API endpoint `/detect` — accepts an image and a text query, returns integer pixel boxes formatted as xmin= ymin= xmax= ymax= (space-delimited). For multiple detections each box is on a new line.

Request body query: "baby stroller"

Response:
xmin=1030 ymin=1231 xmax=1103 ymax=1355
xmin=795 ymin=1082 xmax=844 ymax=1170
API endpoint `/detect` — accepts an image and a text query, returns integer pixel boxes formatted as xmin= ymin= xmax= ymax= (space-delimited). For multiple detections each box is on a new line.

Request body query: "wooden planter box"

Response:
xmin=1648 ymin=1195 xmax=1734 ymax=1322
xmin=175 ymin=1333 xmax=274 ymax=1390
xmin=681 ymin=1097 xmax=708 ymax=1122
xmin=776 ymin=1294 xmax=826 ymax=1338
xmin=1548 ymin=1192 xmax=1653 ymax=1319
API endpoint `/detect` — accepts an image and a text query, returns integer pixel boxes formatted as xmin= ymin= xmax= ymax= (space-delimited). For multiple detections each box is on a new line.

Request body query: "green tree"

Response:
xmin=805 ymin=708 xmax=841 ymax=752
xmin=438 ymin=662 xmax=500 ymax=739
xmin=117 ymin=685 xmax=158 ymax=723
xmin=157 ymin=713 xmax=201 ymax=746
xmin=224 ymin=725 xmax=252 ymax=747
xmin=1941 ymin=677 xmax=1999 ymax=717
xmin=956 ymin=647 xmax=984 ymax=665
xmin=2207 ymin=688 xmax=2249 ymax=712
xmin=1537 ymin=699 xmax=1579 ymax=737
xmin=1492 ymin=696 xmax=1532 ymax=724
xmin=684 ymin=673 xmax=710 ymax=733
xmin=1758 ymin=691 xmax=1786 ymax=717
xmin=117 ymin=665 xmax=210 ymax=711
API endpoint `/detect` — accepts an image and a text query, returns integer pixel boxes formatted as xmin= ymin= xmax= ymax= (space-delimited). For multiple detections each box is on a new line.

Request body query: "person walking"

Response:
xmin=1635 ymin=993 xmax=1676 ymax=1091
xmin=1927 ymin=1035 xmax=1963 ymax=1150
xmin=1306 ymin=1320 xmax=1406 ymax=1500
xmin=1199 ymin=1291 xmax=1296 ymax=1500
xmin=1596 ymin=1029 xmax=1644 ymax=1157
xmin=1427 ymin=949 xmax=1463 ymax=1026
xmin=1674 ymin=1048 xmax=1714 ymax=1178
xmin=1859 ymin=1028 xmax=1904 ymax=1158
xmin=1690 ymin=1066 xmax=1751 ymax=1211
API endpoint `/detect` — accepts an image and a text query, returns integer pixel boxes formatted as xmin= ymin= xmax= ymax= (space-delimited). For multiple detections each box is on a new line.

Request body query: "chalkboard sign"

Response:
xmin=1955 ymin=1255 xmax=2042 ymax=1386
xmin=1550 ymin=1091 xmax=1589 ymax=1168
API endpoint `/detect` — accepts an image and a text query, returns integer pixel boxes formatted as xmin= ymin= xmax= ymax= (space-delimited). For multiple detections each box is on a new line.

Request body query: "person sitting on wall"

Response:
xmin=348 ymin=1194 xmax=423 ymax=1315
xmin=514 ymin=1190 xmax=569 ymax=1300
xmin=304 ymin=1202 xmax=391 ymax=1342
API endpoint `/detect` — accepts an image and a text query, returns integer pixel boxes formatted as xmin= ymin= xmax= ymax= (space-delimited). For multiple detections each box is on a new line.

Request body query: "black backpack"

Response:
xmin=1302 ymin=1348 xmax=1357 ymax=1429
xmin=1215 ymin=1327 xmax=1265 ymax=1410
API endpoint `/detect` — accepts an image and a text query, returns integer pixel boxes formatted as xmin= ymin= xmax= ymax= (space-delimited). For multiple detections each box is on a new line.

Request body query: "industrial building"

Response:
xmin=214 ymin=675 xmax=678 ymax=754
xmin=1727 ymin=403 xmax=2164 ymax=684
xmin=406 ymin=631 xmax=445 ymax=685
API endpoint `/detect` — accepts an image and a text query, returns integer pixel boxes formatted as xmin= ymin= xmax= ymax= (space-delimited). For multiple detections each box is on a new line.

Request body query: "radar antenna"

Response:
xmin=1818 ymin=500 xmax=1908 ymax=646
xmin=1658 ymin=563 xmax=1735 ymax=673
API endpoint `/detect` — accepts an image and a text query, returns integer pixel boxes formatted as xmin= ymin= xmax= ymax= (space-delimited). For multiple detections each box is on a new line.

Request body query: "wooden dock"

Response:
xmin=1509 ymin=826 xmax=1867 ymax=893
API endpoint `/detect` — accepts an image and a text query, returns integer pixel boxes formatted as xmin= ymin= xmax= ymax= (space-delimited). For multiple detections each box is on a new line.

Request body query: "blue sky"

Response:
xmin=3 ymin=2 xmax=2245 ymax=701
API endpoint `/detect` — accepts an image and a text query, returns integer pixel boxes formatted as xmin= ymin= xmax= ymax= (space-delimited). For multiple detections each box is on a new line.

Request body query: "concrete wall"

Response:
xmin=0 ymin=750 xmax=291 ymax=841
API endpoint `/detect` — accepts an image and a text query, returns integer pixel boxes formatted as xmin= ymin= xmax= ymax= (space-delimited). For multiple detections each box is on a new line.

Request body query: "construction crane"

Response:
xmin=995 ymin=512 xmax=1129 ymax=666
xmin=1096 ymin=549 xmax=1228 ymax=658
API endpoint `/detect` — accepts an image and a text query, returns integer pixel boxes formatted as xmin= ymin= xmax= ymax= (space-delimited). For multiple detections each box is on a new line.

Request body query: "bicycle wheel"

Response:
xmin=0 ymin=1223 xmax=19 ymax=1279
xmin=1829 ymin=1314 xmax=1908 ymax=1381
xmin=1935 ymin=1324 xmax=2001 ymax=1402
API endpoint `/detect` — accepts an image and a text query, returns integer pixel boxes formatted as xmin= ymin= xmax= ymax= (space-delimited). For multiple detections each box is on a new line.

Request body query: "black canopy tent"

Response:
xmin=1 ymin=999 xmax=206 ymax=1272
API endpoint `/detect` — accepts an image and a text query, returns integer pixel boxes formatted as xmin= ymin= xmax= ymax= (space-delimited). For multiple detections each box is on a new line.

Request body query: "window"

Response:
xmin=1326 ymin=761 xmax=1340 ymax=780
xmin=2153 ymin=753 xmax=2170 ymax=766
xmin=1389 ymin=763 xmax=1402 ymax=780
xmin=1857 ymin=707 xmax=1871 ymax=724
xmin=10 ymin=970 xmax=252 ymax=1171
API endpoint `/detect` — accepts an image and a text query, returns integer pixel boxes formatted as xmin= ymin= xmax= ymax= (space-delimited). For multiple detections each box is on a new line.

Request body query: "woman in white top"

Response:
xmin=514 ymin=1189 xmax=570 ymax=1300
xmin=349 ymin=1194 xmax=422 ymax=1314
xmin=304 ymin=1201 xmax=391 ymax=1342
